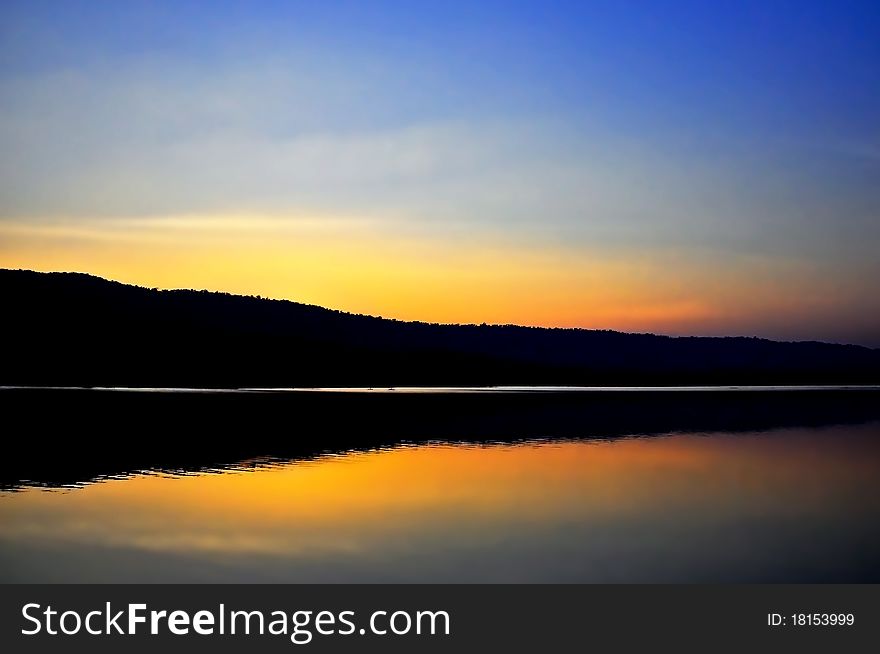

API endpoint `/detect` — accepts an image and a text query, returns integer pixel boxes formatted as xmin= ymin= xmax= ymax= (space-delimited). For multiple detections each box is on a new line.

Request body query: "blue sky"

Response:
xmin=1 ymin=1 xmax=879 ymax=344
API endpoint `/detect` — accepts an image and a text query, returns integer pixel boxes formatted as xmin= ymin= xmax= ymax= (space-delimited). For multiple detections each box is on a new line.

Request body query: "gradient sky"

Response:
xmin=1 ymin=1 xmax=879 ymax=345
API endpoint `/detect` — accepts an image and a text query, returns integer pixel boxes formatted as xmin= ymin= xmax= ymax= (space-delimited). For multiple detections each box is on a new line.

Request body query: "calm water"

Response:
xmin=2 ymin=421 xmax=879 ymax=582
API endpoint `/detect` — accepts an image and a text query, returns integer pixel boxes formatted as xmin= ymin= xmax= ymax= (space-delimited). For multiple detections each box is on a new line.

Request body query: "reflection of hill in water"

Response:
xmin=2 ymin=387 xmax=879 ymax=490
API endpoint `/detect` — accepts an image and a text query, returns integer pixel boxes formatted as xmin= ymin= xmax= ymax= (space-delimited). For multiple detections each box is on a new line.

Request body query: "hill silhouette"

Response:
xmin=2 ymin=268 xmax=878 ymax=387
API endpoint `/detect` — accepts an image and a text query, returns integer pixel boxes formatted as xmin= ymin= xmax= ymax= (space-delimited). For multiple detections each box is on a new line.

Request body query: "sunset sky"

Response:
xmin=1 ymin=1 xmax=878 ymax=345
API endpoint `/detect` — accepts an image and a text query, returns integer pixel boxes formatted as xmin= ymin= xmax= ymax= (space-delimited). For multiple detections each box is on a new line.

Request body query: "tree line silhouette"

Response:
xmin=2 ymin=268 xmax=878 ymax=387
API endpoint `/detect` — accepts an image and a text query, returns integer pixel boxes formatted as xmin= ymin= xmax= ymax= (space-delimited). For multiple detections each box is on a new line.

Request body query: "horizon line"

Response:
xmin=3 ymin=267 xmax=877 ymax=351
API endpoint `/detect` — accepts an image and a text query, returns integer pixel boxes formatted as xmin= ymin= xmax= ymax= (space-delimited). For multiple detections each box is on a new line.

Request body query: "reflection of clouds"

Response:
xmin=0 ymin=516 xmax=366 ymax=557
xmin=5 ymin=429 xmax=880 ymax=547
xmin=1 ymin=427 xmax=880 ymax=582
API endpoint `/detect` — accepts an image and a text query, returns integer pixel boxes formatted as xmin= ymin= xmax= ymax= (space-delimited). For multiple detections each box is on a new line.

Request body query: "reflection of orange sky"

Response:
xmin=1 ymin=426 xmax=878 ymax=558
xmin=0 ymin=216 xmax=853 ymax=336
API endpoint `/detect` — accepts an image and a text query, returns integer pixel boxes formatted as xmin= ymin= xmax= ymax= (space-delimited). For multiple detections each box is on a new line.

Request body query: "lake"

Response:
xmin=1 ymin=387 xmax=879 ymax=582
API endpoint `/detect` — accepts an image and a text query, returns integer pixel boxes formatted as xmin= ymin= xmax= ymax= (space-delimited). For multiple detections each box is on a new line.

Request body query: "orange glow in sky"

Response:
xmin=0 ymin=215 xmax=865 ymax=339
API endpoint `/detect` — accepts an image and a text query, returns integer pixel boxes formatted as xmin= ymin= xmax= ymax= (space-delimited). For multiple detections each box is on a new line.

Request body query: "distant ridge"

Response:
xmin=2 ymin=269 xmax=878 ymax=387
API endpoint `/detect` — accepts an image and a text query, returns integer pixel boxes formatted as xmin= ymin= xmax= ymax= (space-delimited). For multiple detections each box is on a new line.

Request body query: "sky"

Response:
xmin=1 ymin=0 xmax=879 ymax=345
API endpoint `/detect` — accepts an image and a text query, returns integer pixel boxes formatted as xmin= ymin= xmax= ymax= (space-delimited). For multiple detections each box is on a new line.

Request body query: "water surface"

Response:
xmin=2 ymin=421 xmax=878 ymax=582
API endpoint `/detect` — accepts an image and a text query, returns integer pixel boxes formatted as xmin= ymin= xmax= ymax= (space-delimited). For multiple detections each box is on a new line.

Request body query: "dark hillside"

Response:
xmin=2 ymin=269 xmax=878 ymax=386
